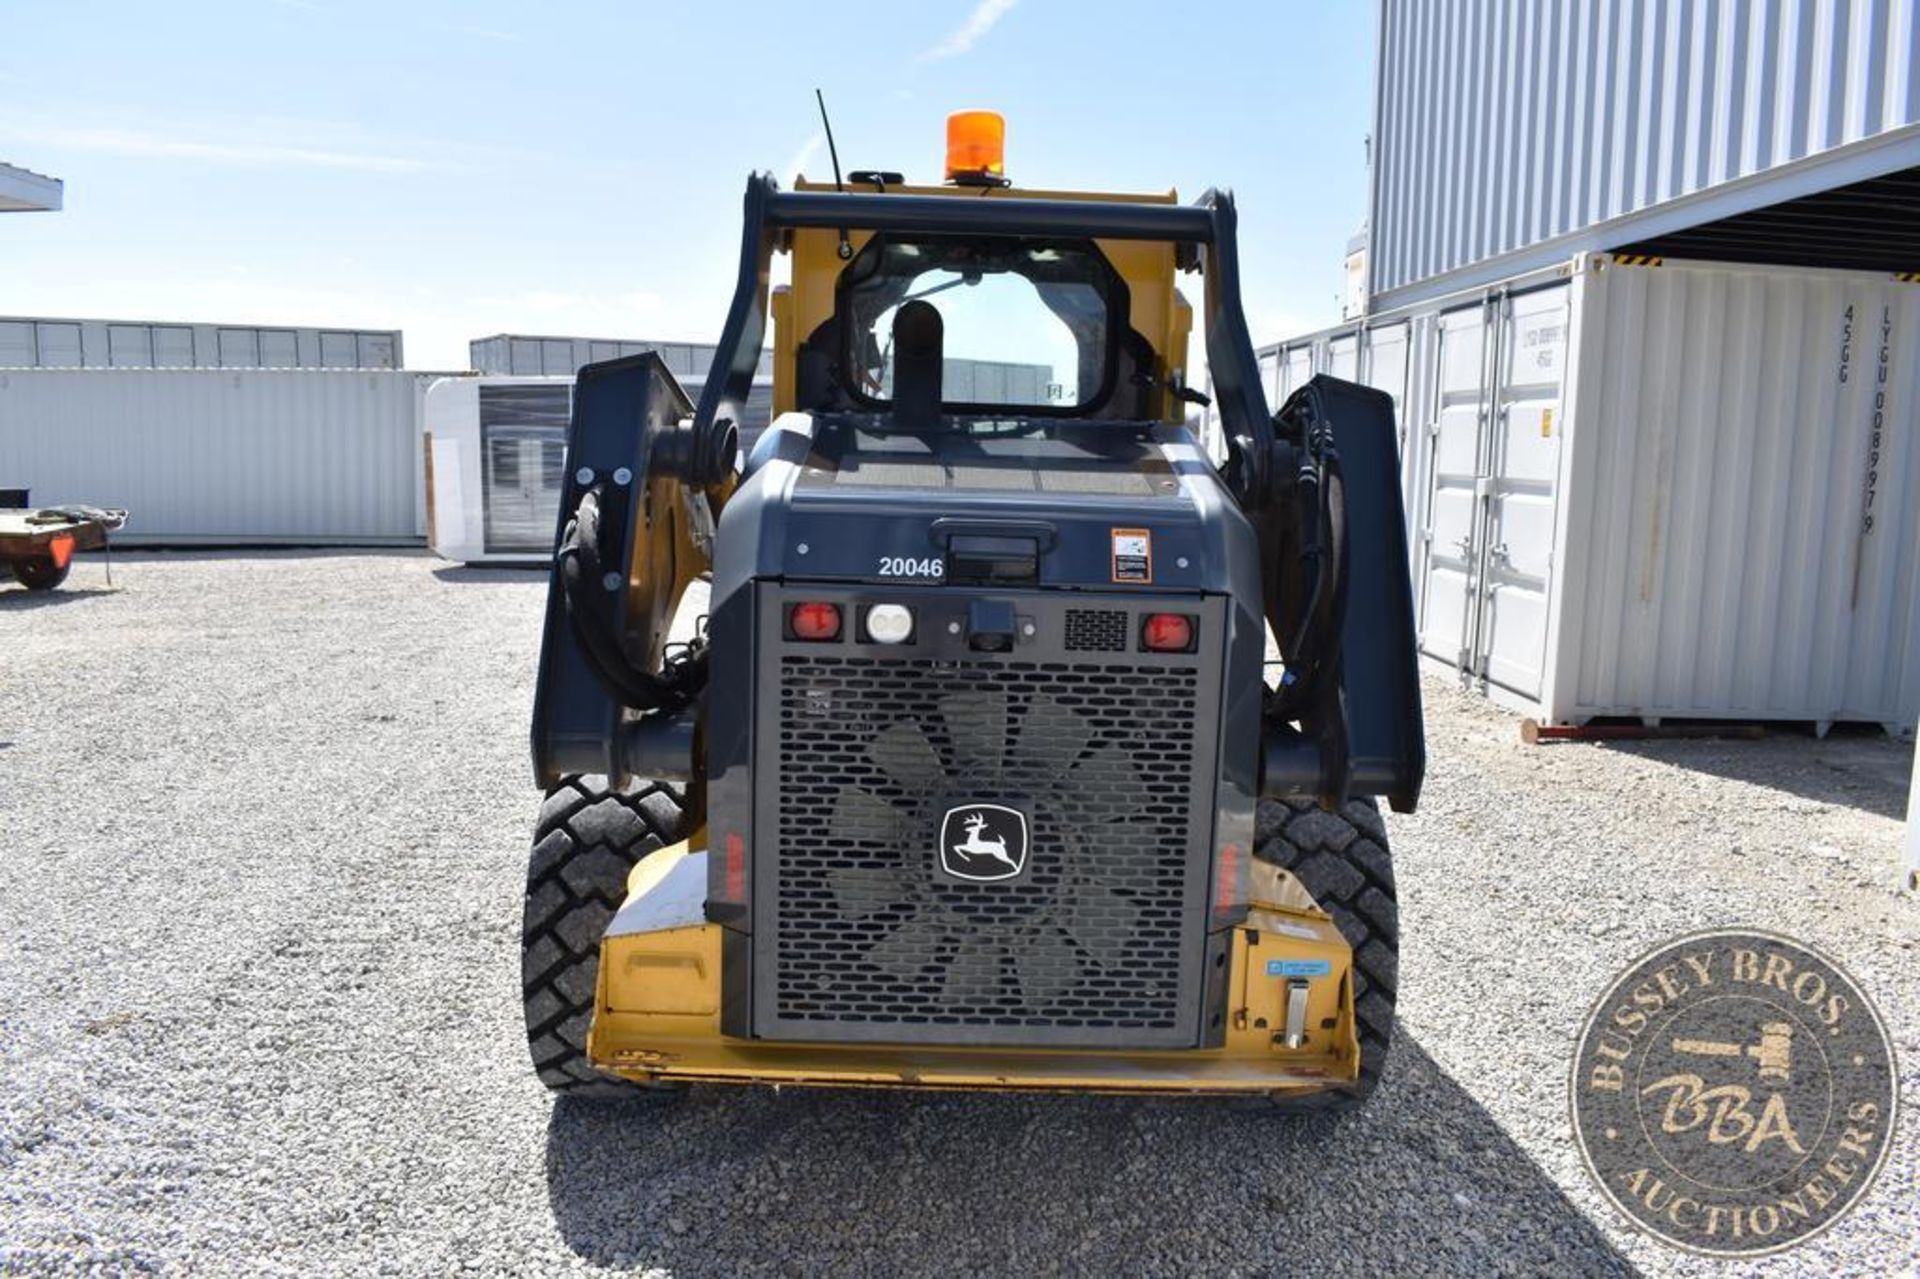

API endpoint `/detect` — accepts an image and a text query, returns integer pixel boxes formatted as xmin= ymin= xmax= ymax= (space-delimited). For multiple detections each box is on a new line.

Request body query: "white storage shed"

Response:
xmin=424 ymin=370 xmax=774 ymax=565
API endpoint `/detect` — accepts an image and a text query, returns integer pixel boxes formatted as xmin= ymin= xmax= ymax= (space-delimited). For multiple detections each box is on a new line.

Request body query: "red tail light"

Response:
xmin=1213 ymin=841 xmax=1245 ymax=916
xmin=1142 ymin=612 xmax=1195 ymax=652
xmin=788 ymin=601 xmax=842 ymax=641
xmin=724 ymin=831 xmax=746 ymax=902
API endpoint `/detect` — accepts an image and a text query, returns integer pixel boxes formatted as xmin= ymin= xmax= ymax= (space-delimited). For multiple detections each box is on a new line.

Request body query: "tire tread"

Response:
xmin=1252 ymin=796 xmax=1398 ymax=1113
xmin=521 ymin=774 xmax=688 ymax=1098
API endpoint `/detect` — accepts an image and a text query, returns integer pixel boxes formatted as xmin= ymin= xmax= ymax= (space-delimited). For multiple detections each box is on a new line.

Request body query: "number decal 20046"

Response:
xmin=877 ymin=556 xmax=944 ymax=579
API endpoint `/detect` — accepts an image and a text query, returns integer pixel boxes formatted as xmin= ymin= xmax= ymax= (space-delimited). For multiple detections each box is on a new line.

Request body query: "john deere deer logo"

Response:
xmin=939 ymin=804 xmax=1029 ymax=882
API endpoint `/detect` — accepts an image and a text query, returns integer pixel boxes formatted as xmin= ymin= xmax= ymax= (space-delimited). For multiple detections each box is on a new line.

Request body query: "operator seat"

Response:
xmin=892 ymin=300 xmax=943 ymax=432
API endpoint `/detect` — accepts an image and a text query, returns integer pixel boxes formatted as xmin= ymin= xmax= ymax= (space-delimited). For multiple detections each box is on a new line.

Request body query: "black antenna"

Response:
xmin=814 ymin=88 xmax=853 ymax=259
xmin=814 ymin=88 xmax=846 ymax=191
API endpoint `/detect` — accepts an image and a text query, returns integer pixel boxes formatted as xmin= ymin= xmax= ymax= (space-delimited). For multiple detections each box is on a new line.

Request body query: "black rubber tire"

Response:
xmin=1250 ymin=796 xmax=1398 ymax=1112
xmin=522 ymin=775 xmax=690 ymax=1098
xmin=12 ymin=556 xmax=69 ymax=591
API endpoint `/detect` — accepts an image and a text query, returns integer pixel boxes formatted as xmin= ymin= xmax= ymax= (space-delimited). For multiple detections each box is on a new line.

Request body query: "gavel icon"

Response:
xmin=1672 ymin=1022 xmax=1794 ymax=1086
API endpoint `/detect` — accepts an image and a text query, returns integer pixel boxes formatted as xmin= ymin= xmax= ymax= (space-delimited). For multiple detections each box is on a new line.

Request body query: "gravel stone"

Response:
xmin=1 ymin=550 xmax=1915 ymax=1276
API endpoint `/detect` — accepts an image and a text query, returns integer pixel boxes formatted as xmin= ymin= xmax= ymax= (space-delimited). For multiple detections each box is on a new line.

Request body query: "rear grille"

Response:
xmin=765 ymin=654 xmax=1207 ymax=1046
xmin=1064 ymin=608 xmax=1129 ymax=652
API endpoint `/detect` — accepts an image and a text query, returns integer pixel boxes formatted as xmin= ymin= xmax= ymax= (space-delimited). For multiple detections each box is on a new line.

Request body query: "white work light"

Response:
xmin=865 ymin=604 xmax=914 ymax=644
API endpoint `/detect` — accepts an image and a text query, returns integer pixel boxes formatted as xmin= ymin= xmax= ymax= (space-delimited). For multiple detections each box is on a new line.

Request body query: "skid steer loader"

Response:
xmin=523 ymin=113 xmax=1423 ymax=1108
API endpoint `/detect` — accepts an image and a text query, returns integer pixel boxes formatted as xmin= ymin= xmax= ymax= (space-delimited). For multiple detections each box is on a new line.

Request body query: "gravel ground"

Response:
xmin=2 ymin=550 xmax=1915 ymax=1277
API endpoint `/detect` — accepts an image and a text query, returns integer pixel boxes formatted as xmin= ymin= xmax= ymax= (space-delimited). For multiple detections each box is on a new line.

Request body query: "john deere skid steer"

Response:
xmin=523 ymin=114 xmax=1423 ymax=1108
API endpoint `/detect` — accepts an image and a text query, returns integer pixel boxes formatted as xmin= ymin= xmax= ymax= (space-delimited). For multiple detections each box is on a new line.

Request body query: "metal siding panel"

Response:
xmin=107 ymin=325 xmax=152 ymax=368
xmin=1283 ymin=346 xmax=1312 ymax=397
xmin=217 ymin=329 xmax=258 ymax=368
xmin=470 ymin=337 xmax=506 ymax=374
xmin=78 ymin=322 xmax=109 ymax=368
xmin=1329 ymin=334 xmax=1360 ymax=382
xmin=319 ymin=331 xmax=357 ymax=368
xmin=152 ymin=326 xmax=194 ymax=368
xmin=37 ymin=323 xmax=81 ymax=367
xmin=1372 ymin=0 xmax=1920 ymax=303
xmin=358 ymin=333 xmax=396 ymax=370
xmin=0 ymin=369 xmax=422 ymax=543
xmin=0 ymin=322 xmax=31 ymax=366
xmin=258 ymin=329 xmax=299 ymax=368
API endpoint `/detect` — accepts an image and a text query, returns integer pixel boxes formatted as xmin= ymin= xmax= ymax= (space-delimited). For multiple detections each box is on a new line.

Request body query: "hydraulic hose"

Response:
xmin=1269 ymin=392 xmax=1350 ymax=725
xmin=555 ymin=486 xmax=697 ymax=712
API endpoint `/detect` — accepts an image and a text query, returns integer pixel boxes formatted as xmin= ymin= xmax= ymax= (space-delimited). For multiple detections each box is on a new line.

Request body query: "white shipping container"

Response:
xmin=0 ymin=369 xmax=444 ymax=544
xmin=0 ymin=316 xmax=402 ymax=370
xmin=1251 ymin=254 xmax=1920 ymax=729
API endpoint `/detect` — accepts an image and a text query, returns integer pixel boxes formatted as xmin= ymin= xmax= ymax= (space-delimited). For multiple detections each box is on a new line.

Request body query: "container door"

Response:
xmin=1418 ymin=304 xmax=1490 ymax=669
xmin=1328 ymin=333 xmax=1359 ymax=382
xmin=1281 ymin=346 xmax=1311 ymax=400
xmin=482 ymin=430 xmax=560 ymax=552
xmin=479 ymin=383 xmax=573 ymax=554
xmin=1474 ymin=286 xmax=1569 ymax=699
xmin=1362 ymin=323 xmax=1410 ymax=449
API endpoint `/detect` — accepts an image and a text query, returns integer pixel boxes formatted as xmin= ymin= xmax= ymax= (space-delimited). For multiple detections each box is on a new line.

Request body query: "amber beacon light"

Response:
xmin=945 ymin=110 xmax=1008 ymax=186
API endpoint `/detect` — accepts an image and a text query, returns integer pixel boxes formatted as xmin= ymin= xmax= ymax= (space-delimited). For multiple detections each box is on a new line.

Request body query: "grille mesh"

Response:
xmin=770 ymin=655 xmax=1203 ymax=1043
xmin=1064 ymin=608 xmax=1129 ymax=652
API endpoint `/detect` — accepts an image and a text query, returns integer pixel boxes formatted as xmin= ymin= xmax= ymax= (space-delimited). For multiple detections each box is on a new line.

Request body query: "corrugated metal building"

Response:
xmin=0 ymin=316 xmax=402 ymax=370
xmin=1248 ymin=0 xmax=1920 ymax=730
xmin=0 ymin=369 xmax=455 ymax=544
xmin=1369 ymin=0 xmax=1920 ymax=311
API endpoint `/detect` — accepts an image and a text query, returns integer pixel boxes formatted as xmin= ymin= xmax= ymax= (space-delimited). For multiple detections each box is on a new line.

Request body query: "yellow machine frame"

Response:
xmin=589 ymin=841 xmax=1360 ymax=1096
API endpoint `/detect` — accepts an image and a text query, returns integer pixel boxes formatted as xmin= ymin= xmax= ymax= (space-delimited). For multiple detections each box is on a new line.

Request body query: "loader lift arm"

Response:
xmin=532 ymin=175 xmax=1423 ymax=814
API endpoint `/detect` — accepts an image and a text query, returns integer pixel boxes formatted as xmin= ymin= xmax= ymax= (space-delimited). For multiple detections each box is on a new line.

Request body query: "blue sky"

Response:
xmin=1 ymin=0 xmax=1376 ymax=368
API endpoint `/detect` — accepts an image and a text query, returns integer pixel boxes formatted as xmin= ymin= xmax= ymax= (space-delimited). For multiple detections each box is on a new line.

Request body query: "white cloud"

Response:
xmin=917 ymin=0 xmax=1019 ymax=61
xmin=784 ymin=131 xmax=825 ymax=183
xmin=0 ymin=125 xmax=429 ymax=173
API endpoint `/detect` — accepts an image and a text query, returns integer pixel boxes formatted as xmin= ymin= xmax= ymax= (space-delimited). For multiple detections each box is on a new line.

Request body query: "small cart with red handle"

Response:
xmin=0 ymin=492 xmax=128 ymax=592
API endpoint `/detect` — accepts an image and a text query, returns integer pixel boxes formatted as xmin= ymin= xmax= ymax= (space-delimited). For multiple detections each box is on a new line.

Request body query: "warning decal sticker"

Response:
xmin=1110 ymin=527 xmax=1152 ymax=583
